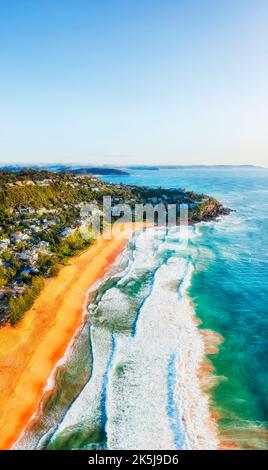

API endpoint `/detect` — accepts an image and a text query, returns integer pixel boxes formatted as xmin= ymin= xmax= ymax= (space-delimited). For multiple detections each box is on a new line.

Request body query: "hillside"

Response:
xmin=0 ymin=169 xmax=229 ymax=325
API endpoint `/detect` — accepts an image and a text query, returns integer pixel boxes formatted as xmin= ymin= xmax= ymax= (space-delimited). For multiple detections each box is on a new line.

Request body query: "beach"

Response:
xmin=38 ymin=226 xmax=220 ymax=451
xmin=0 ymin=229 xmax=133 ymax=450
xmin=1 ymin=162 xmax=268 ymax=452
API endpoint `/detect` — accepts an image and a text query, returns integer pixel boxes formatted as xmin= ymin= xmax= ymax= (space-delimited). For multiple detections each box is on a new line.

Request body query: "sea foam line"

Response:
xmin=166 ymin=353 xmax=185 ymax=449
xmin=101 ymin=333 xmax=116 ymax=443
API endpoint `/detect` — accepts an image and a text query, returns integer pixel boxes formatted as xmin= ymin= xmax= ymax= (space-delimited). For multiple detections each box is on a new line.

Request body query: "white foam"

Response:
xmin=105 ymin=256 xmax=218 ymax=450
xmin=53 ymin=325 xmax=113 ymax=436
xmin=50 ymin=227 xmax=219 ymax=450
xmin=50 ymin=229 xmax=163 ymax=441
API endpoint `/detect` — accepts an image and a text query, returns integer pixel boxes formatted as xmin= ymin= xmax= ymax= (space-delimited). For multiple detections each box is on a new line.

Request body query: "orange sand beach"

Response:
xmin=0 ymin=226 xmax=139 ymax=450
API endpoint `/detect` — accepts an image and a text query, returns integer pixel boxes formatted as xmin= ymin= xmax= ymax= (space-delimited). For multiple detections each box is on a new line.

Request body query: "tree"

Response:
xmin=31 ymin=276 xmax=45 ymax=295
xmin=8 ymin=276 xmax=45 ymax=325
xmin=9 ymin=298 xmax=21 ymax=325
xmin=38 ymin=253 xmax=52 ymax=273
xmin=50 ymin=263 xmax=60 ymax=277
xmin=1 ymin=249 xmax=12 ymax=263
xmin=0 ymin=265 xmax=8 ymax=289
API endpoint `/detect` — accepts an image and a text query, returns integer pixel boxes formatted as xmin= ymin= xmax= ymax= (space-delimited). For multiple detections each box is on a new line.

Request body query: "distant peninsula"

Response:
xmin=0 ymin=165 xmax=129 ymax=176
xmin=62 ymin=167 xmax=129 ymax=176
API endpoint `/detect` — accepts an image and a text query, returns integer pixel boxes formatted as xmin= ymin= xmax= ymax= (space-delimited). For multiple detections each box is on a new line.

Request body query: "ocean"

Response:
xmin=15 ymin=167 xmax=268 ymax=450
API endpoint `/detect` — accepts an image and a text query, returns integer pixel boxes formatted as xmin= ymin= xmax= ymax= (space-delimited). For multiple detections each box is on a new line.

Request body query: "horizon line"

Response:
xmin=0 ymin=163 xmax=266 ymax=170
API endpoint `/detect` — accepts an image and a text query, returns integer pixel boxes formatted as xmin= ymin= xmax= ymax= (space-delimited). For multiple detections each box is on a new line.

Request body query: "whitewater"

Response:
xmin=14 ymin=167 xmax=268 ymax=450
xmin=33 ymin=226 xmax=218 ymax=450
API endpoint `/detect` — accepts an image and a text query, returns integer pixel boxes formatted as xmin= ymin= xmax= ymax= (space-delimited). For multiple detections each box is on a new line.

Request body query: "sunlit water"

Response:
xmin=15 ymin=167 xmax=268 ymax=450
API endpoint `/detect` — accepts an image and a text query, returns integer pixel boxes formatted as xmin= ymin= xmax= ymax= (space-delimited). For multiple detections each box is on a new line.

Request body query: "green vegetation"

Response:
xmin=0 ymin=265 xmax=8 ymax=289
xmin=58 ymin=232 xmax=93 ymax=260
xmin=0 ymin=168 xmax=228 ymax=326
xmin=0 ymin=169 xmax=133 ymax=210
xmin=8 ymin=276 xmax=45 ymax=325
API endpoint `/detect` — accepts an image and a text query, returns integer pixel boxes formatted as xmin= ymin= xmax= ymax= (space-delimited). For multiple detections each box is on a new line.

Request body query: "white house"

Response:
xmin=0 ymin=238 xmax=10 ymax=252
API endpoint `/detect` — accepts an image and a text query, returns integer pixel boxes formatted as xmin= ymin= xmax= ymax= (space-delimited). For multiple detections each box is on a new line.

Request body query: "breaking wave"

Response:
xmin=45 ymin=227 xmax=218 ymax=450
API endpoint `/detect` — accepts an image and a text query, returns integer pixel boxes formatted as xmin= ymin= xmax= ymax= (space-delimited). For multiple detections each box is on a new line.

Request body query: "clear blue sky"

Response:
xmin=0 ymin=0 xmax=267 ymax=166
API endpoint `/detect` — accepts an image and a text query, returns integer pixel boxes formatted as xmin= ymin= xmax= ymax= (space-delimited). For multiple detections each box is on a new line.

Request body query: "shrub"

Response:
xmin=9 ymin=276 xmax=45 ymax=325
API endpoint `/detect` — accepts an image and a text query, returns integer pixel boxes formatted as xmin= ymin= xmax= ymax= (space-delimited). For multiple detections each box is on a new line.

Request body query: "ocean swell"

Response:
xmin=14 ymin=226 xmax=220 ymax=450
xmin=45 ymin=227 xmax=219 ymax=450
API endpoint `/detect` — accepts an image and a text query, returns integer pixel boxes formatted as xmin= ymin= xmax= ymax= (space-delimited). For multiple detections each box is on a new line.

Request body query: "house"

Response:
xmin=29 ymin=225 xmax=41 ymax=233
xmin=18 ymin=249 xmax=39 ymax=263
xmin=0 ymin=238 xmax=11 ymax=252
xmin=35 ymin=179 xmax=52 ymax=186
xmin=22 ymin=233 xmax=30 ymax=241
xmin=12 ymin=232 xmax=23 ymax=243
xmin=59 ymin=227 xmax=76 ymax=238
xmin=12 ymin=232 xmax=30 ymax=243
xmin=20 ymin=267 xmax=32 ymax=278
xmin=12 ymin=286 xmax=26 ymax=295
xmin=18 ymin=250 xmax=33 ymax=262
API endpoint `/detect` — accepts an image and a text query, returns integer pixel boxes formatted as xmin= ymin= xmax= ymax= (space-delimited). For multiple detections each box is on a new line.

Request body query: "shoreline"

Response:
xmin=45 ymin=229 xmax=222 ymax=450
xmin=0 ymin=223 xmax=225 ymax=451
xmin=0 ymin=227 xmax=138 ymax=450
xmin=175 ymin=262 xmax=221 ymax=450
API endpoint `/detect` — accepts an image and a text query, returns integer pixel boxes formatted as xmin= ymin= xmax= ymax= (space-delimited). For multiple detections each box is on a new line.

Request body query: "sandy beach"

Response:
xmin=0 ymin=229 xmax=134 ymax=450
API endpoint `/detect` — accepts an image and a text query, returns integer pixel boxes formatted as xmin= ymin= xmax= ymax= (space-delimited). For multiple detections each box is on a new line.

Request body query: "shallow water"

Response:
xmin=15 ymin=167 xmax=268 ymax=450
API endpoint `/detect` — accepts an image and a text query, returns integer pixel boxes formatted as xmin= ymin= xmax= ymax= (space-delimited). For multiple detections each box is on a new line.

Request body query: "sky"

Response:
xmin=0 ymin=0 xmax=267 ymax=167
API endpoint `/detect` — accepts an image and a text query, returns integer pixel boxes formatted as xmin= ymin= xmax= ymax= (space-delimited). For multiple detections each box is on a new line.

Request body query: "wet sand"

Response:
xmin=0 ymin=231 xmax=133 ymax=449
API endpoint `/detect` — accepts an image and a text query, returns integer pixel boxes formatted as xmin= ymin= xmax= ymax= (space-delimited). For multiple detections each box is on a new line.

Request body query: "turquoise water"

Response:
xmin=15 ymin=167 xmax=268 ymax=450
xmin=101 ymin=167 xmax=268 ymax=448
